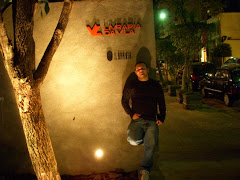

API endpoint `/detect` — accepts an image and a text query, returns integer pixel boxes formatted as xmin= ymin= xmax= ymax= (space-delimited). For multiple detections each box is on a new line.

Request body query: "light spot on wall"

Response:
xmin=95 ymin=149 xmax=104 ymax=159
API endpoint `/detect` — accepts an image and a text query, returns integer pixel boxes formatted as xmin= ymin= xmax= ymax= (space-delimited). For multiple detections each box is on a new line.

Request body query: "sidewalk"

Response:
xmin=1 ymin=93 xmax=239 ymax=180
xmin=150 ymin=93 xmax=240 ymax=179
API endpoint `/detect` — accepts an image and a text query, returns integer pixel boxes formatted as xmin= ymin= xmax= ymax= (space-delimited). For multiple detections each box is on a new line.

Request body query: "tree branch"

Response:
xmin=0 ymin=2 xmax=12 ymax=15
xmin=34 ymin=0 xmax=73 ymax=86
xmin=0 ymin=8 xmax=17 ymax=78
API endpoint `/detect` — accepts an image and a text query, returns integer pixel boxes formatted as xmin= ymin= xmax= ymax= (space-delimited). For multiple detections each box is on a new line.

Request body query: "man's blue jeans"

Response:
xmin=127 ymin=118 xmax=159 ymax=171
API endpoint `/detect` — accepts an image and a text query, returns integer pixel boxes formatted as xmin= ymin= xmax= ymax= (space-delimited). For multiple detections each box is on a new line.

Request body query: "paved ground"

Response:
xmin=150 ymin=93 xmax=240 ymax=180
xmin=1 ymin=93 xmax=239 ymax=180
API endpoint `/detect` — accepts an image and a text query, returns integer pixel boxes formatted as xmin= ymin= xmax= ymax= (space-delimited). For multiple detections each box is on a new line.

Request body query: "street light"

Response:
xmin=159 ymin=12 xmax=166 ymax=20
xmin=158 ymin=10 xmax=168 ymax=37
xmin=159 ymin=10 xmax=168 ymax=21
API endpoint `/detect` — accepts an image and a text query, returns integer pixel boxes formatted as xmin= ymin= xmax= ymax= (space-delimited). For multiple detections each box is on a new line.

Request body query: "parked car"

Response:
xmin=176 ymin=62 xmax=216 ymax=90
xmin=201 ymin=64 xmax=240 ymax=106
xmin=223 ymin=57 xmax=240 ymax=65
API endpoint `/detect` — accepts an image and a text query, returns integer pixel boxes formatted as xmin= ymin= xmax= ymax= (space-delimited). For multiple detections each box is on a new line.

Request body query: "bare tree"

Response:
xmin=0 ymin=0 xmax=73 ymax=179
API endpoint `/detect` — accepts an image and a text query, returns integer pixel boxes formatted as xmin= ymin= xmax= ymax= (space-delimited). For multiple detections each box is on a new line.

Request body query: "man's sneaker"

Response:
xmin=139 ymin=169 xmax=150 ymax=180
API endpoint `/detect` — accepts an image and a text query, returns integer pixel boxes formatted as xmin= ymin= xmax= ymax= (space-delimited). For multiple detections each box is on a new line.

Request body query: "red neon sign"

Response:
xmin=104 ymin=23 xmax=141 ymax=36
xmin=86 ymin=24 xmax=103 ymax=36
xmin=87 ymin=21 xmax=141 ymax=36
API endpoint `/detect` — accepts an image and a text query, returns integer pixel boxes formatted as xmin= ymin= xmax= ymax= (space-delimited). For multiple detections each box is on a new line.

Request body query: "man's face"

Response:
xmin=135 ymin=63 xmax=149 ymax=80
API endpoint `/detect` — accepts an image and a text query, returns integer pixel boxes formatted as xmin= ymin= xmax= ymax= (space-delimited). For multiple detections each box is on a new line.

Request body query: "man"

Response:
xmin=121 ymin=61 xmax=166 ymax=180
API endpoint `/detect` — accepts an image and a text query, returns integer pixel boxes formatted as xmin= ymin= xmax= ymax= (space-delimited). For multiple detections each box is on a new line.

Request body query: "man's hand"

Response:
xmin=132 ymin=113 xmax=141 ymax=120
xmin=156 ymin=120 xmax=163 ymax=126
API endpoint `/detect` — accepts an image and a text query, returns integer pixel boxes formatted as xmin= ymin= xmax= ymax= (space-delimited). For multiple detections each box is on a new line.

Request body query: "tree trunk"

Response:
xmin=156 ymin=62 xmax=164 ymax=84
xmin=181 ymin=50 xmax=192 ymax=92
xmin=0 ymin=1 xmax=73 ymax=179
xmin=12 ymin=79 xmax=60 ymax=179
xmin=181 ymin=53 xmax=188 ymax=91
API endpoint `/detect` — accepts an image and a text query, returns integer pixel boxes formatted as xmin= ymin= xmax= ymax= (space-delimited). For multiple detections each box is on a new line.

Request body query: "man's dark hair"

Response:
xmin=135 ymin=61 xmax=148 ymax=68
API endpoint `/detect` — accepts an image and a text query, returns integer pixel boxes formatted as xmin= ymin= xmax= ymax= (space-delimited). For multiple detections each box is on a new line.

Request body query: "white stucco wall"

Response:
xmin=0 ymin=0 xmax=156 ymax=175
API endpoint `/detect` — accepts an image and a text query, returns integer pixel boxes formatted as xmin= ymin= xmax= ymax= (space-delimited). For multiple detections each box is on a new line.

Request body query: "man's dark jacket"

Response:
xmin=121 ymin=78 xmax=166 ymax=122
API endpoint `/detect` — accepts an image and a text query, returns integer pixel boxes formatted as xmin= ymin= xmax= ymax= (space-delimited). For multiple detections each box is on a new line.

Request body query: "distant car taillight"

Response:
xmin=191 ymin=75 xmax=200 ymax=80
xmin=230 ymin=86 xmax=237 ymax=93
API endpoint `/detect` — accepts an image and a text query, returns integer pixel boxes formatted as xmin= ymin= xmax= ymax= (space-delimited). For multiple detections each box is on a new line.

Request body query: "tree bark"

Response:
xmin=0 ymin=0 xmax=73 ymax=179
xmin=12 ymin=0 xmax=35 ymax=77
xmin=13 ymin=79 xmax=60 ymax=179
xmin=34 ymin=0 xmax=73 ymax=86
xmin=181 ymin=51 xmax=188 ymax=91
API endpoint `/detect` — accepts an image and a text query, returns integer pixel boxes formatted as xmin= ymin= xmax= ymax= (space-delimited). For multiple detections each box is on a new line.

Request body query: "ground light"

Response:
xmin=95 ymin=149 xmax=104 ymax=159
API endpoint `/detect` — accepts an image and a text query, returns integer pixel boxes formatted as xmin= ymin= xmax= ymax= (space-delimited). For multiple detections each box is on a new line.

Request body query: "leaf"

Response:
xmin=44 ymin=2 xmax=50 ymax=15
xmin=213 ymin=43 xmax=232 ymax=57
xmin=0 ymin=0 xmax=11 ymax=8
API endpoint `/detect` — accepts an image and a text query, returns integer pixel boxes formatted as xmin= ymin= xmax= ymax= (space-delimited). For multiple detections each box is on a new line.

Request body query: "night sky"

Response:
xmin=222 ymin=0 xmax=240 ymax=12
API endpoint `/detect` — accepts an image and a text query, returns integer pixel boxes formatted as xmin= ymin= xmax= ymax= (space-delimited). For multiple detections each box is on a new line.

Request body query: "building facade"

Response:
xmin=203 ymin=12 xmax=240 ymax=63
xmin=0 ymin=0 xmax=156 ymax=175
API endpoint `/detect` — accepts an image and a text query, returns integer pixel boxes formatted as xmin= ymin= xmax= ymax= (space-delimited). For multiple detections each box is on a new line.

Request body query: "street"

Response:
xmin=150 ymin=93 xmax=240 ymax=180
xmin=202 ymin=96 xmax=240 ymax=118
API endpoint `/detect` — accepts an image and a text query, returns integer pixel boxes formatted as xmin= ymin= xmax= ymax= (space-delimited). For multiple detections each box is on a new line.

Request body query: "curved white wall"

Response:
xmin=0 ymin=0 xmax=156 ymax=175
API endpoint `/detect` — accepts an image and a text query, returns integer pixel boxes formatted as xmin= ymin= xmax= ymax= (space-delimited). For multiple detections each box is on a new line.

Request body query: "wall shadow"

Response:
xmin=122 ymin=46 xmax=156 ymax=90
xmin=136 ymin=46 xmax=156 ymax=79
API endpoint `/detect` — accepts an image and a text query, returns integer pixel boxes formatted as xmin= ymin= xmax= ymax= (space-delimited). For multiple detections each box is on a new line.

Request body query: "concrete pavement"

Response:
xmin=150 ymin=93 xmax=240 ymax=179
xmin=1 ymin=92 xmax=239 ymax=180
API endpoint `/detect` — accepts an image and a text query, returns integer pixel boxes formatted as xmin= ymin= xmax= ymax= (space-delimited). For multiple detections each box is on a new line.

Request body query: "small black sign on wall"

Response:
xmin=107 ymin=51 xmax=113 ymax=61
xmin=107 ymin=50 xmax=132 ymax=61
